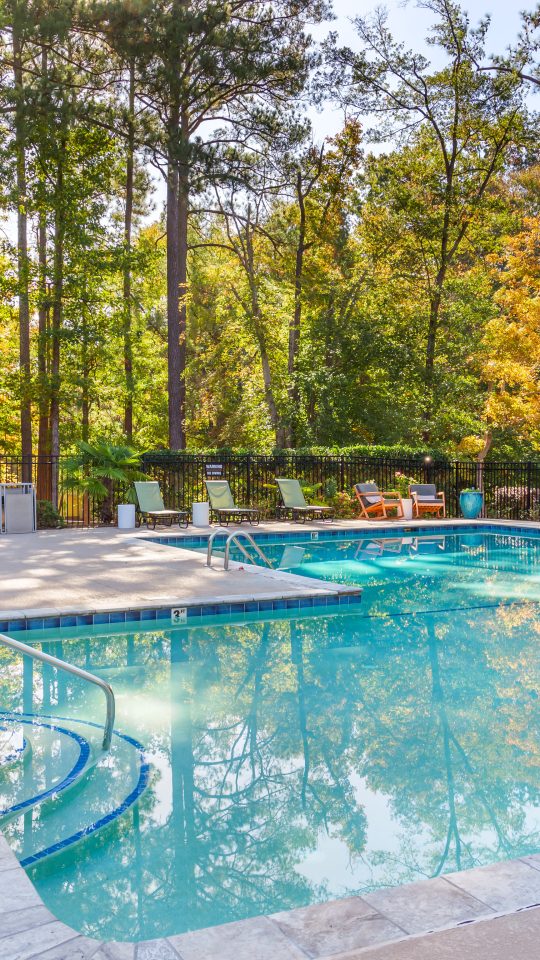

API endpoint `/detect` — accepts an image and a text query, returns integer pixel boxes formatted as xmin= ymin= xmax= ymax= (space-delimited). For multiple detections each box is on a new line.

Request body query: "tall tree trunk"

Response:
xmin=423 ymin=189 xmax=452 ymax=439
xmin=50 ymin=147 xmax=65 ymax=508
xmin=423 ymin=282 xmax=444 ymax=441
xmin=244 ymin=227 xmax=284 ymax=447
xmin=123 ymin=60 xmax=135 ymax=441
xmin=12 ymin=19 xmax=32 ymax=480
xmin=37 ymin=208 xmax=51 ymax=500
xmin=177 ymin=105 xmax=189 ymax=450
xmin=166 ymin=99 xmax=185 ymax=450
xmin=81 ymin=302 xmax=90 ymax=443
xmin=36 ymin=47 xmax=51 ymax=500
xmin=288 ymin=170 xmax=306 ymax=448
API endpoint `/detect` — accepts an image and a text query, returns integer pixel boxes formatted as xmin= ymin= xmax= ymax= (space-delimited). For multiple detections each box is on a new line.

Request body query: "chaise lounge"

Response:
xmin=275 ymin=478 xmax=334 ymax=523
xmin=134 ymin=481 xmax=189 ymax=529
xmin=205 ymin=479 xmax=260 ymax=525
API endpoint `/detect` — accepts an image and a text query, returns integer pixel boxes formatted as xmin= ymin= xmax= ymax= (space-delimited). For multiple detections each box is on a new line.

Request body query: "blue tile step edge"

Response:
xmin=0 ymin=592 xmax=362 ymax=634
xmin=0 ymin=716 xmax=91 ymax=821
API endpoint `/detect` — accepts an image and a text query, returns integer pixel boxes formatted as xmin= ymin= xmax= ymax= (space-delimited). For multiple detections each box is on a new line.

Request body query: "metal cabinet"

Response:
xmin=0 ymin=484 xmax=37 ymax=534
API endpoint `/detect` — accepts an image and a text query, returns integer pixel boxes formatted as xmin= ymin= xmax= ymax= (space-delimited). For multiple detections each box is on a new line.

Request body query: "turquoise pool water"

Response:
xmin=186 ymin=528 xmax=540 ymax=615
xmin=2 ymin=530 xmax=540 ymax=940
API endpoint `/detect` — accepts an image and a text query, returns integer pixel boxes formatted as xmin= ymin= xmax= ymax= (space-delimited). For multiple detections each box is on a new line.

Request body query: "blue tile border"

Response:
xmin=1 ymin=593 xmax=362 ymax=634
xmin=144 ymin=521 xmax=540 ymax=553
xmin=5 ymin=522 xmax=537 ymax=635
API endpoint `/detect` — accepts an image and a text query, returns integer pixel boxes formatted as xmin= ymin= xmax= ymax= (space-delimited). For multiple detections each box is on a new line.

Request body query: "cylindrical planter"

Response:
xmin=192 ymin=501 xmax=210 ymax=527
xmin=460 ymin=490 xmax=483 ymax=520
xmin=117 ymin=503 xmax=136 ymax=529
xmin=401 ymin=498 xmax=413 ymax=520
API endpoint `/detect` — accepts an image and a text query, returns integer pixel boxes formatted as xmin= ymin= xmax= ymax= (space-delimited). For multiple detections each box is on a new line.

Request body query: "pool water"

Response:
xmin=2 ymin=530 xmax=540 ymax=940
xmin=189 ymin=528 xmax=540 ymax=615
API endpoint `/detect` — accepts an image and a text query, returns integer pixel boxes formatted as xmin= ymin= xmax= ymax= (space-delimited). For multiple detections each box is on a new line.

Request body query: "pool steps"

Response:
xmin=0 ymin=717 xmax=94 ymax=823
xmin=0 ymin=713 xmax=149 ymax=868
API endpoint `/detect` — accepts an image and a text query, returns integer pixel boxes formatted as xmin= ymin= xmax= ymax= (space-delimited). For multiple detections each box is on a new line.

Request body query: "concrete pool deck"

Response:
xmin=0 ymin=516 xmax=524 ymax=615
xmin=3 ymin=517 xmax=540 ymax=958
xmin=0 ymin=520 xmax=371 ymax=615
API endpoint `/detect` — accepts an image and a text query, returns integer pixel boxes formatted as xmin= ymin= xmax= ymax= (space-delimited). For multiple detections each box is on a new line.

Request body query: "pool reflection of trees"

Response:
xmin=3 ymin=603 xmax=540 ymax=940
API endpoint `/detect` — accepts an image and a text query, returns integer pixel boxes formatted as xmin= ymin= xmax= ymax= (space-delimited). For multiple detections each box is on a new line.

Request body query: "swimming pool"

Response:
xmin=168 ymin=525 xmax=540 ymax=615
xmin=2 ymin=527 xmax=540 ymax=941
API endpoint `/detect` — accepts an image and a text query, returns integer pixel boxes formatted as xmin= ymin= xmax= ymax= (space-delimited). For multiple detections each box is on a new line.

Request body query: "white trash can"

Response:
xmin=192 ymin=501 xmax=210 ymax=527
xmin=117 ymin=503 xmax=136 ymax=529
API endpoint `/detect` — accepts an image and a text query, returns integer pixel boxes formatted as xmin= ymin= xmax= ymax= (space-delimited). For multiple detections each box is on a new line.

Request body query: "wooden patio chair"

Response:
xmin=354 ymin=483 xmax=404 ymax=521
xmin=409 ymin=484 xmax=446 ymax=518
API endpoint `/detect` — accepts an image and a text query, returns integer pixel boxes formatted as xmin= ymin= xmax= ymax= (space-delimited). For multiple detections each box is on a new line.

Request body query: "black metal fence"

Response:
xmin=2 ymin=452 xmax=540 ymax=526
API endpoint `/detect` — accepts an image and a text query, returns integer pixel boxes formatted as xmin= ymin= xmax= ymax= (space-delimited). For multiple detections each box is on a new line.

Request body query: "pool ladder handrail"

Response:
xmin=206 ymin=527 xmax=273 ymax=571
xmin=0 ymin=632 xmax=115 ymax=750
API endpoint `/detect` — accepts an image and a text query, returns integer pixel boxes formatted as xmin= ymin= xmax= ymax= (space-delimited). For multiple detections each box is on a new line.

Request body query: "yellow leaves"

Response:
xmin=479 ymin=215 xmax=540 ymax=434
xmin=455 ymin=435 xmax=487 ymax=457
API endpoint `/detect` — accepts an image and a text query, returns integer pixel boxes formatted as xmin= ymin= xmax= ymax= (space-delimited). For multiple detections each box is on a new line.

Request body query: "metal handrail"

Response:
xmin=223 ymin=530 xmax=273 ymax=571
xmin=206 ymin=527 xmax=273 ymax=571
xmin=206 ymin=526 xmax=233 ymax=566
xmin=0 ymin=633 xmax=115 ymax=750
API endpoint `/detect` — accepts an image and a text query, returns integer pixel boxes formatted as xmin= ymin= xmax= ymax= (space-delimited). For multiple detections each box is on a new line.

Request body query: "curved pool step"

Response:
xmin=0 ymin=721 xmax=30 ymax=769
xmin=1 ymin=715 xmax=149 ymax=868
xmin=0 ymin=715 xmax=94 ymax=822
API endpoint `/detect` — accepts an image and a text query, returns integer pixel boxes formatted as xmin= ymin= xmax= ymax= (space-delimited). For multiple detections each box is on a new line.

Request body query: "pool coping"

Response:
xmin=4 ymin=832 xmax=540 ymax=959
xmin=3 ymin=518 xmax=540 ymax=956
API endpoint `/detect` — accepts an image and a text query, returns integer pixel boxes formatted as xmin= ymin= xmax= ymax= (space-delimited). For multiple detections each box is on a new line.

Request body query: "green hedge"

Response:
xmin=144 ymin=444 xmax=449 ymax=461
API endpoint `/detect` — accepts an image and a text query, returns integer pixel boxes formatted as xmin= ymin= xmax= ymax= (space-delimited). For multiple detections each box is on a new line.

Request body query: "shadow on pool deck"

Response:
xmin=1 ymin=518 xmax=529 ymax=615
xmin=0 ymin=523 xmax=357 ymax=614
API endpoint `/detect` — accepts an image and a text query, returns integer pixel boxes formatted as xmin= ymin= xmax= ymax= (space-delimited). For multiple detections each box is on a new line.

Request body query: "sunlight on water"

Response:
xmin=1 ymin=531 xmax=540 ymax=940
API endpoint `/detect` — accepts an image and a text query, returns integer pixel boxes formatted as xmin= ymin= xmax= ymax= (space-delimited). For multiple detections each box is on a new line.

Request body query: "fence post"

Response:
xmin=340 ymin=455 xmax=345 ymax=492
xmin=246 ymin=453 xmax=251 ymax=504
xmin=527 ymin=461 xmax=532 ymax=516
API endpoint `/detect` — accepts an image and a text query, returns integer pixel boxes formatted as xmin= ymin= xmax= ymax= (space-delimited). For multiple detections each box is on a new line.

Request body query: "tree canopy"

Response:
xmin=1 ymin=0 xmax=540 ymax=465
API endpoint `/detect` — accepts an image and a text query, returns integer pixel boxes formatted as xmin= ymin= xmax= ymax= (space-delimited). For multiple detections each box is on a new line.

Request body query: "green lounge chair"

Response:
xmin=134 ymin=481 xmax=189 ymax=530
xmin=275 ymin=478 xmax=334 ymax=523
xmin=204 ymin=479 xmax=259 ymax=525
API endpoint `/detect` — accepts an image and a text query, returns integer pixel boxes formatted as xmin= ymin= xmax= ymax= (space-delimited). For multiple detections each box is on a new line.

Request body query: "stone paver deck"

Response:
xmin=3 ymin=832 xmax=540 ymax=959
xmin=0 ymin=521 xmax=362 ymax=616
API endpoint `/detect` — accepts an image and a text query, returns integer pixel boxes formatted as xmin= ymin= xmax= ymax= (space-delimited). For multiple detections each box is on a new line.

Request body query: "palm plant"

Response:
xmin=63 ymin=441 xmax=146 ymax=524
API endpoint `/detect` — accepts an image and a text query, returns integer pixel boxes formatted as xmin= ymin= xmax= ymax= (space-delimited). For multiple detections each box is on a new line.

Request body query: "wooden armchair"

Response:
xmin=409 ymin=484 xmax=445 ymax=518
xmin=354 ymin=483 xmax=404 ymax=520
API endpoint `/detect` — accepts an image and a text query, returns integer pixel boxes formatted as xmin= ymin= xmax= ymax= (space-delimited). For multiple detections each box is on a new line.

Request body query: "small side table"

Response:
xmin=192 ymin=501 xmax=210 ymax=527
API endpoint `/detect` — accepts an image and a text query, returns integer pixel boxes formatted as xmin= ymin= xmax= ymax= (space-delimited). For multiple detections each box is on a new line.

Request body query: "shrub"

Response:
xmin=144 ymin=444 xmax=449 ymax=461
xmin=37 ymin=500 xmax=65 ymax=529
xmin=328 ymin=491 xmax=362 ymax=519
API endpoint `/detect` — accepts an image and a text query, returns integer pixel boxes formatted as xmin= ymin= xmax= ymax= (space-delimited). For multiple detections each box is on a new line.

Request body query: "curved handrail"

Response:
xmin=206 ymin=526 xmax=233 ymax=566
xmin=0 ymin=633 xmax=115 ymax=750
xmin=224 ymin=530 xmax=273 ymax=571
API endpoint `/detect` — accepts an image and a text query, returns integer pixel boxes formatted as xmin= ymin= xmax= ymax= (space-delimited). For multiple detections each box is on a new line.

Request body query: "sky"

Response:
xmin=312 ymin=0 xmax=529 ymax=137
